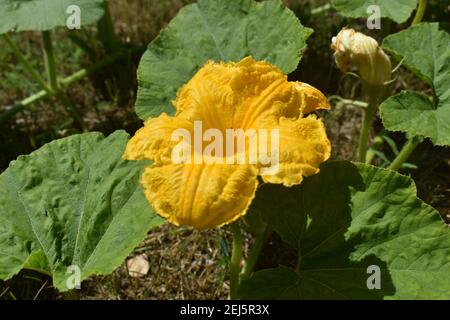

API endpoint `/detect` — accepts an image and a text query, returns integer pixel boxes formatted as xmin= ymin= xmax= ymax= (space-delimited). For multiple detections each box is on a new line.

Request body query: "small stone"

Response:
xmin=127 ymin=254 xmax=150 ymax=278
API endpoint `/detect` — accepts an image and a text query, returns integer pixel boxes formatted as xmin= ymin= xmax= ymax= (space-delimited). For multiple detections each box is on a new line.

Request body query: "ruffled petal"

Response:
xmin=230 ymin=57 xmax=303 ymax=129
xmin=123 ymin=113 xmax=193 ymax=164
xmin=173 ymin=61 xmax=236 ymax=131
xmin=174 ymin=57 xmax=307 ymax=130
xmin=260 ymin=115 xmax=331 ymax=187
xmin=140 ymin=163 xmax=258 ymax=229
xmin=294 ymin=82 xmax=330 ymax=114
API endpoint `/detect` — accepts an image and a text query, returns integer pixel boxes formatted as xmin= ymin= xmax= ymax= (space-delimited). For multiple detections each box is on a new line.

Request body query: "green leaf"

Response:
xmin=381 ymin=23 xmax=450 ymax=146
xmin=0 ymin=131 xmax=163 ymax=291
xmin=135 ymin=0 xmax=313 ymax=120
xmin=239 ymin=161 xmax=450 ymax=299
xmin=382 ymin=135 xmax=400 ymax=155
xmin=330 ymin=0 xmax=417 ymax=24
xmin=0 ymin=0 xmax=104 ymax=34
xmin=380 ymin=91 xmax=450 ymax=146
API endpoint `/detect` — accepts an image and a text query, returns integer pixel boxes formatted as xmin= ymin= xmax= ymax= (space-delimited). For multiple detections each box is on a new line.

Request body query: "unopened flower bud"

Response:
xmin=331 ymin=28 xmax=392 ymax=86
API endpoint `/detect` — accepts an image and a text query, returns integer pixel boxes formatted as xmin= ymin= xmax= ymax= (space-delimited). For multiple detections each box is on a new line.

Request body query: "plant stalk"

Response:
xmin=3 ymin=34 xmax=53 ymax=94
xmin=358 ymin=93 xmax=379 ymax=163
xmin=311 ymin=3 xmax=331 ymax=15
xmin=97 ymin=1 xmax=121 ymax=53
xmin=388 ymin=137 xmax=421 ymax=171
xmin=328 ymin=96 xmax=368 ymax=109
xmin=412 ymin=0 xmax=427 ymax=26
xmin=229 ymin=222 xmax=243 ymax=300
xmin=42 ymin=30 xmax=87 ymax=128
xmin=41 ymin=31 xmax=58 ymax=91
xmin=241 ymin=228 xmax=271 ymax=280
xmin=365 ymin=135 xmax=384 ymax=164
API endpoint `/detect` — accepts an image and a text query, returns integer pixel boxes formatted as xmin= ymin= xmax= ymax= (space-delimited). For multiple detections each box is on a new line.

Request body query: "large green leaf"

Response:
xmin=0 ymin=131 xmax=163 ymax=291
xmin=380 ymin=23 xmax=450 ymax=146
xmin=330 ymin=0 xmax=417 ymax=23
xmin=380 ymin=91 xmax=450 ymax=146
xmin=135 ymin=0 xmax=313 ymax=120
xmin=0 ymin=0 xmax=104 ymax=34
xmin=239 ymin=161 xmax=450 ymax=299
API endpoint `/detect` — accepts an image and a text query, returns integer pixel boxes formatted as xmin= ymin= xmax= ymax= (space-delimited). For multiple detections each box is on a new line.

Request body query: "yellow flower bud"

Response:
xmin=331 ymin=28 xmax=392 ymax=86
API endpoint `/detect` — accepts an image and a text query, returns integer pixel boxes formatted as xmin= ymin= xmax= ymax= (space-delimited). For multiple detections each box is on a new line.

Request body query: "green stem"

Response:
xmin=329 ymin=96 xmax=368 ymax=109
xmin=412 ymin=0 xmax=427 ymax=26
xmin=229 ymin=222 xmax=243 ymax=300
xmin=41 ymin=31 xmax=58 ymax=90
xmin=42 ymin=30 xmax=86 ymax=128
xmin=358 ymin=94 xmax=379 ymax=163
xmin=365 ymin=135 xmax=384 ymax=164
xmin=97 ymin=1 xmax=121 ymax=53
xmin=311 ymin=3 xmax=331 ymax=15
xmin=0 ymin=49 xmax=133 ymax=126
xmin=388 ymin=137 xmax=421 ymax=171
xmin=241 ymin=228 xmax=271 ymax=280
xmin=3 ymin=34 xmax=53 ymax=93
xmin=0 ymin=90 xmax=48 ymax=125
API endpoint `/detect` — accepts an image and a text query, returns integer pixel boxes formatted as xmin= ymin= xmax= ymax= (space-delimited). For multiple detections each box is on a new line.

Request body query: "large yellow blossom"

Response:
xmin=124 ymin=57 xmax=331 ymax=229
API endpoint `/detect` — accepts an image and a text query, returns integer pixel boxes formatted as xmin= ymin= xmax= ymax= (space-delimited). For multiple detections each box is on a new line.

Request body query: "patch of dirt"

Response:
xmin=80 ymin=225 xmax=230 ymax=300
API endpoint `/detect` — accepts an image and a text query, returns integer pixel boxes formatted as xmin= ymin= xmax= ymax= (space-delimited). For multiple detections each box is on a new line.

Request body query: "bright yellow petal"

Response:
xmin=174 ymin=57 xmax=308 ymax=130
xmin=173 ymin=61 xmax=236 ymax=131
xmin=294 ymin=82 xmax=330 ymax=114
xmin=123 ymin=113 xmax=193 ymax=164
xmin=141 ymin=163 xmax=258 ymax=229
xmin=124 ymin=57 xmax=332 ymax=230
xmin=230 ymin=57 xmax=302 ymax=129
xmin=261 ymin=115 xmax=331 ymax=187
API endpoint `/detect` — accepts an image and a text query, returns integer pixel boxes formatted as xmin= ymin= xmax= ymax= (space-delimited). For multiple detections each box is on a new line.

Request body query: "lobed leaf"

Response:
xmin=380 ymin=23 xmax=450 ymax=146
xmin=0 ymin=131 xmax=163 ymax=291
xmin=240 ymin=161 xmax=450 ymax=299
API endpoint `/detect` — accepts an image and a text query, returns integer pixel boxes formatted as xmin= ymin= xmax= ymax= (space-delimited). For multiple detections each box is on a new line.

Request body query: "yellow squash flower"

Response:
xmin=124 ymin=57 xmax=331 ymax=229
xmin=331 ymin=28 xmax=391 ymax=86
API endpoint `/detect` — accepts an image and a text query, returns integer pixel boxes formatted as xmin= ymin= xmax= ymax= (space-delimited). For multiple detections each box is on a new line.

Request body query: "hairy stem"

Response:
xmin=241 ymin=228 xmax=271 ymax=280
xmin=311 ymin=3 xmax=331 ymax=15
xmin=328 ymin=96 xmax=368 ymax=109
xmin=41 ymin=31 xmax=58 ymax=90
xmin=358 ymin=93 xmax=379 ymax=163
xmin=97 ymin=1 xmax=121 ymax=53
xmin=388 ymin=137 xmax=421 ymax=171
xmin=365 ymin=135 xmax=384 ymax=164
xmin=412 ymin=0 xmax=427 ymax=26
xmin=229 ymin=222 xmax=243 ymax=300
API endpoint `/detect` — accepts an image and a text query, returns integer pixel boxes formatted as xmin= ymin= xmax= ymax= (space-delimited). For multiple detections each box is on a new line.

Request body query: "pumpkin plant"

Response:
xmin=0 ymin=0 xmax=449 ymax=299
xmin=329 ymin=0 xmax=449 ymax=172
